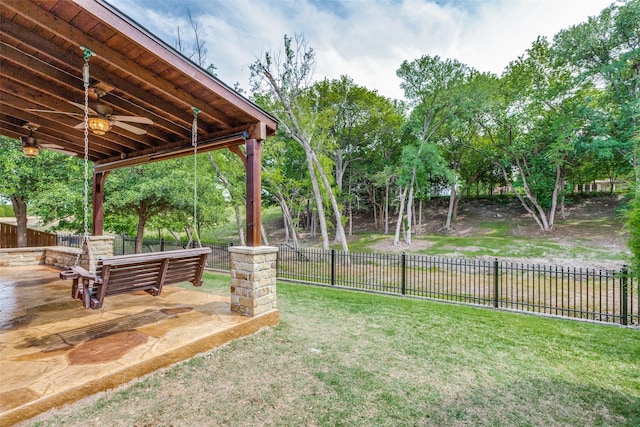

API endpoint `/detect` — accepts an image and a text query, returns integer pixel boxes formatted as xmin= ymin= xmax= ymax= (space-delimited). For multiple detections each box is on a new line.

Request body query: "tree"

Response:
xmin=395 ymin=55 xmax=465 ymax=244
xmin=104 ymin=159 xmax=225 ymax=253
xmin=262 ymin=134 xmax=303 ymax=249
xmin=250 ymin=34 xmax=349 ymax=253
xmin=465 ymin=39 xmax=591 ymax=231
xmin=309 ymin=76 xmax=405 ymax=236
xmin=555 ymin=0 xmax=639 ymax=186
xmin=207 ymin=150 xmax=246 ymax=245
xmin=0 ymin=136 xmax=82 ymax=246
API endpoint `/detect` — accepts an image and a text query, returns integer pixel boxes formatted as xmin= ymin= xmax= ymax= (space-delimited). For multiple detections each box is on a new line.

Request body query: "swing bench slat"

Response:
xmin=60 ymin=247 xmax=210 ymax=309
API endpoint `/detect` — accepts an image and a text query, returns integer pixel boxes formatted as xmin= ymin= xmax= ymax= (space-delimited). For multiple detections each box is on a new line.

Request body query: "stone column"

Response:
xmin=228 ymin=246 xmax=278 ymax=316
xmin=79 ymin=235 xmax=114 ymax=272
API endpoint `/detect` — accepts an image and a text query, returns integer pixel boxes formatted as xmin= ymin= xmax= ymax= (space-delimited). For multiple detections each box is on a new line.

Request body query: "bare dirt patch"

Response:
xmin=269 ymin=194 xmax=630 ymax=271
xmin=370 ymin=238 xmax=434 ymax=253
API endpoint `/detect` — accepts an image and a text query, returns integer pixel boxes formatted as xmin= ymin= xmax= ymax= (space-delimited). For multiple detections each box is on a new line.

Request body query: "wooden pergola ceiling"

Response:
xmin=0 ymin=0 xmax=277 ymax=172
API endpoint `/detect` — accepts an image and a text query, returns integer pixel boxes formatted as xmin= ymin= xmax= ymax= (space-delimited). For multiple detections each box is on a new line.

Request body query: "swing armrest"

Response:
xmin=60 ymin=266 xmax=96 ymax=281
xmin=69 ymin=266 xmax=98 ymax=282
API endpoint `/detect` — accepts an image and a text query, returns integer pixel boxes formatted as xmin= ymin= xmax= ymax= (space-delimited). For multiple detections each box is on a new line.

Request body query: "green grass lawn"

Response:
xmin=29 ymin=273 xmax=640 ymax=427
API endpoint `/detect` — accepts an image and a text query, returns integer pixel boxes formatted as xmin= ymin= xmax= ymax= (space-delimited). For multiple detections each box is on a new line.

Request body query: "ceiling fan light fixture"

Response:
xmin=88 ymin=117 xmax=112 ymax=135
xmin=20 ymin=135 xmax=40 ymax=158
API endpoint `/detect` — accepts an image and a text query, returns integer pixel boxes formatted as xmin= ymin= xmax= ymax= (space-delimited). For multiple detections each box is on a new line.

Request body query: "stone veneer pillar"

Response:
xmin=228 ymin=246 xmax=278 ymax=316
xmin=80 ymin=235 xmax=114 ymax=272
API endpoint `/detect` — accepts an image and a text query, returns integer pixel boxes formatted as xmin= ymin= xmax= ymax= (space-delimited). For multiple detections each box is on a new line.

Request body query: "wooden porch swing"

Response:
xmin=60 ymin=48 xmax=209 ymax=309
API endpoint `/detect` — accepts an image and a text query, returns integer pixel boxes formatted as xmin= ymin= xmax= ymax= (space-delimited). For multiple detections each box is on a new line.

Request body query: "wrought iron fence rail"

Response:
xmin=277 ymin=246 xmax=638 ymax=326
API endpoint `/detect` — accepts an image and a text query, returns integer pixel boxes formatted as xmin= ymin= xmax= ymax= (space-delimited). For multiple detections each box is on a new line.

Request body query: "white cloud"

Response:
xmin=108 ymin=0 xmax=613 ymax=100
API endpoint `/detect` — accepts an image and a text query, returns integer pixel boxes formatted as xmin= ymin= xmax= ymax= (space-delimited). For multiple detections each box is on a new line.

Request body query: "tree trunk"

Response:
xmin=499 ymin=162 xmax=554 ymax=231
xmin=368 ymin=185 xmax=378 ymax=230
xmin=393 ymin=186 xmax=409 ymax=246
xmin=11 ymin=196 xmax=28 ymax=248
xmin=417 ymin=199 xmax=423 ymax=236
xmin=385 ymin=181 xmax=389 ymax=234
xmin=234 ymin=205 xmax=245 ymax=246
xmin=276 ymin=190 xmax=299 ymax=249
xmin=257 ymin=68 xmax=331 ymax=249
xmin=405 ymin=178 xmax=415 ymax=245
xmin=335 ymin=147 xmax=345 ymax=192
xmin=261 ymin=221 xmax=269 ymax=246
xmin=444 ymin=183 xmax=457 ymax=229
xmin=311 ymin=152 xmax=349 ymax=253
xmin=560 ymin=176 xmax=567 ymax=220
xmin=306 ymin=150 xmax=330 ymax=249
xmin=453 ymin=194 xmax=460 ymax=220
xmin=412 ymin=199 xmax=417 ymax=235
xmin=135 ymin=214 xmax=147 ymax=254
xmin=547 ymin=165 xmax=564 ymax=228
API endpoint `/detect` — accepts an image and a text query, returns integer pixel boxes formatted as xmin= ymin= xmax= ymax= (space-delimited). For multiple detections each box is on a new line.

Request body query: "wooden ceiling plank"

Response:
xmin=0 ymin=110 xmax=112 ymax=160
xmin=94 ymin=133 xmax=248 ymax=173
xmin=0 ymin=66 xmax=151 ymax=152
xmin=0 ymin=77 xmax=148 ymax=155
xmin=74 ymin=0 xmax=277 ymax=133
xmin=1 ymin=93 xmax=123 ymax=158
xmin=1 ymin=42 xmax=178 ymax=142
xmin=94 ymin=125 xmax=253 ymax=169
xmin=2 ymin=1 xmax=235 ymax=130
xmin=1 ymin=18 xmax=192 ymax=138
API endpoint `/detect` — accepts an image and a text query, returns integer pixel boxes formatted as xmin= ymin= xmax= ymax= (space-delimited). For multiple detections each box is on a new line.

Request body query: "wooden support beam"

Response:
xmin=245 ymin=139 xmax=262 ymax=247
xmin=228 ymin=145 xmax=246 ymax=167
xmin=92 ymin=171 xmax=108 ymax=236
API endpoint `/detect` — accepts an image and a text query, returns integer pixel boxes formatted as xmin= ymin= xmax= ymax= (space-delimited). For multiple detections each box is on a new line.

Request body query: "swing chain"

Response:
xmin=75 ymin=47 xmax=95 ymax=267
xmin=192 ymin=107 xmax=201 ymax=248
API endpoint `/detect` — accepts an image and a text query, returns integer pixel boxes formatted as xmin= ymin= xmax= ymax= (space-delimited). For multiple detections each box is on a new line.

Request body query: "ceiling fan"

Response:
xmin=26 ymin=88 xmax=153 ymax=136
xmin=20 ymin=124 xmax=77 ymax=158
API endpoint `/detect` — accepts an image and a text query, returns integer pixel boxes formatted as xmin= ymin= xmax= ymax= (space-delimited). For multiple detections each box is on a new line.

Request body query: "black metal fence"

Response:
xmin=276 ymin=247 xmax=639 ymax=326
xmin=56 ymin=233 xmax=83 ymax=248
xmin=112 ymin=235 xmax=231 ymax=271
xmin=56 ymin=233 xmax=638 ymax=326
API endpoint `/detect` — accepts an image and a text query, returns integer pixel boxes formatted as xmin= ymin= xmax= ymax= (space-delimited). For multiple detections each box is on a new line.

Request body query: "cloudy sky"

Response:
xmin=107 ymin=0 xmax=613 ymax=100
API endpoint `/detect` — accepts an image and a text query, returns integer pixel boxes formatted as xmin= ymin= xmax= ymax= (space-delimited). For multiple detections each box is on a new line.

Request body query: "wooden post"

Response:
xmin=245 ymin=138 xmax=262 ymax=247
xmin=92 ymin=171 xmax=108 ymax=236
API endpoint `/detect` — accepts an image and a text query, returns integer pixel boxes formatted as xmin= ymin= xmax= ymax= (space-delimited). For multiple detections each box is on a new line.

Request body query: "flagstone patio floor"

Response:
xmin=0 ymin=265 xmax=278 ymax=426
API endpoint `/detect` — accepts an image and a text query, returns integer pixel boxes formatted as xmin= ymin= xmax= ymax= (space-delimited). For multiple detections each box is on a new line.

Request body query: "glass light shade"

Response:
xmin=20 ymin=136 xmax=39 ymax=157
xmin=88 ymin=117 xmax=112 ymax=135
xmin=22 ymin=144 xmax=39 ymax=158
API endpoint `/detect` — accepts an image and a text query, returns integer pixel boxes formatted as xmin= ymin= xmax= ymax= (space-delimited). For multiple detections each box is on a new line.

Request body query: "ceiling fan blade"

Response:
xmin=110 ymin=115 xmax=153 ymax=125
xmin=40 ymin=143 xmax=78 ymax=157
xmin=69 ymin=101 xmax=98 ymax=115
xmin=113 ymin=121 xmax=147 ymax=135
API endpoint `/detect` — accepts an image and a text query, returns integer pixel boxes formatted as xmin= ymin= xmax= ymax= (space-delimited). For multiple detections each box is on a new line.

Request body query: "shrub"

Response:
xmin=0 ymin=204 xmax=14 ymax=217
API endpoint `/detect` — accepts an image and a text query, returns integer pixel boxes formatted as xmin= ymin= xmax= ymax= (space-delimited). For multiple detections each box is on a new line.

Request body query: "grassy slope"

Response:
xmin=348 ymin=219 xmax=631 ymax=263
xmin=200 ymin=195 xmax=630 ymax=266
xmin=29 ymin=273 xmax=640 ymax=427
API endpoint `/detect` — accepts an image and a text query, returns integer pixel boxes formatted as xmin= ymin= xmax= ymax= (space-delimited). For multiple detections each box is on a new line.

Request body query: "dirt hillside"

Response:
xmin=269 ymin=193 xmax=630 ymax=270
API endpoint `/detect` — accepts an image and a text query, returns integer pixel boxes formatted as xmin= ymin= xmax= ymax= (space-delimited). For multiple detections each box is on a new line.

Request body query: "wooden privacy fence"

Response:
xmin=0 ymin=222 xmax=57 ymax=248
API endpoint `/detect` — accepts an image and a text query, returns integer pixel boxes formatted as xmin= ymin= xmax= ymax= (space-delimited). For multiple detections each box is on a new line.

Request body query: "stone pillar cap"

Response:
xmin=228 ymin=246 xmax=278 ymax=255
